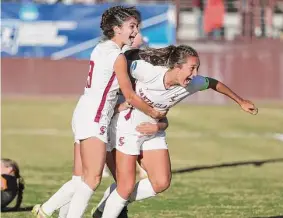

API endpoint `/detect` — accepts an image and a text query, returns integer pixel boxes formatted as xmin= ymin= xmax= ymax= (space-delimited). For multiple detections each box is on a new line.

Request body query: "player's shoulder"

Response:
xmin=132 ymin=59 xmax=155 ymax=68
xmin=132 ymin=60 xmax=166 ymax=73
xmin=99 ymin=40 xmax=121 ymax=53
xmin=91 ymin=40 xmax=120 ymax=56
xmin=91 ymin=40 xmax=122 ymax=65
xmin=131 ymin=60 xmax=167 ymax=83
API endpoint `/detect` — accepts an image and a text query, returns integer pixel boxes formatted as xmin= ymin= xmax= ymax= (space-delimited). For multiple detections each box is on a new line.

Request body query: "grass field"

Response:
xmin=2 ymin=98 xmax=283 ymax=218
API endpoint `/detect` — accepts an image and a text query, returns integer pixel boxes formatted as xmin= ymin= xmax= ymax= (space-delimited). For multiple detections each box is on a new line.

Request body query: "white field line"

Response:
xmin=2 ymin=128 xmax=283 ymax=142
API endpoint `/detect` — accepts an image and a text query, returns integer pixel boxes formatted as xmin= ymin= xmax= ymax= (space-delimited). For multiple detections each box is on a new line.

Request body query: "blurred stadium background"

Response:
xmin=1 ymin=0 xmax=283 ymax=217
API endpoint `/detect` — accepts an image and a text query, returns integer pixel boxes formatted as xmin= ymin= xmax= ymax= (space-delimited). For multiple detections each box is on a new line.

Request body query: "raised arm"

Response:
xmin=206 ymin=77 xmax=258 ymax=115
xmin=114 ymin=54 xmax=166 ymax=119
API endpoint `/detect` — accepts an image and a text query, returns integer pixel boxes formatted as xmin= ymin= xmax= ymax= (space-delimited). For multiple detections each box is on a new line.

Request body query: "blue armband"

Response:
xmin=190 ymin=75 xmax=209 ymax=91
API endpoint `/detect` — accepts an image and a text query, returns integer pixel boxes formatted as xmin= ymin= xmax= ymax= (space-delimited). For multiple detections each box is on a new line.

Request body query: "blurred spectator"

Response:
xmin=239 ymin=0 xmax=253 ymax=38
xmin=277 ymin=1 xmax=283 ymax=39
xmin=254 ymin=0 xmax=276 ymax=37
xmin=192 ymin=0 xmax=205 ymax=38
xmin=240 ymin=0 xmax=277 ymax=38
xmin=203 ymin=0 xmax=225 ymax=39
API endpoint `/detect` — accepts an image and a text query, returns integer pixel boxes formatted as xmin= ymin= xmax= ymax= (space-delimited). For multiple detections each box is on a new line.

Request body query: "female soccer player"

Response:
xmin=93 ymin=45 xmax=258 ymax=218
xmin=32 ymin=6 xmax=166 ymax=218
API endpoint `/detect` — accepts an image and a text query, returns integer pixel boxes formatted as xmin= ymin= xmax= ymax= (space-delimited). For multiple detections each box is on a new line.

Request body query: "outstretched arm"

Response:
xmin=114 ymin=54 xmax=166 ymax=119
xmin=206 ymin=77 xmax=258 ymax=115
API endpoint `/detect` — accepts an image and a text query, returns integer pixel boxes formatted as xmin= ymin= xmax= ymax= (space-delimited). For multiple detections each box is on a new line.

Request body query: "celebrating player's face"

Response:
xmin=118 ymin=17 xmax=139 ymax=46
xmin=178 ymin=56 xmax=200 ymax=87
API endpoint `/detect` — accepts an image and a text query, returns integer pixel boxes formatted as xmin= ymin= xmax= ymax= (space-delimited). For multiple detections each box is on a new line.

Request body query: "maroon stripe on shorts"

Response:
xmin=94 ymin=72 xmax=116 ymax=123
xmin=124 ymin=108 xmax=133 ymax=120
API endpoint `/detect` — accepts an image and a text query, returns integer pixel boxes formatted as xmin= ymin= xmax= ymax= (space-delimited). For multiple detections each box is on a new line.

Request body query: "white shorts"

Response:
xmin=72 ymin=96 xmax=112 ymax=144
xmin=115 ymin=132 xmax=168 ymax=155
xmin=106 ymin=114 xmax=119 ymax=152
xmin=108 ymin=112 xmax=168 ymax=155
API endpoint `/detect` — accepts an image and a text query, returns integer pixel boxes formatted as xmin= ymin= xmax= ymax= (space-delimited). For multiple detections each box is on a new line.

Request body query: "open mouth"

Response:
xmin=184 ymin=77 xmax=192 ymax=85
xmin=129 ymin=36 xmax=135 ymax=43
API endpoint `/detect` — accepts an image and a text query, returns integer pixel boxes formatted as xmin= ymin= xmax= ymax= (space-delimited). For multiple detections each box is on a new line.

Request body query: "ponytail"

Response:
xmin=138 ymin=45 xmax=198 ymax=69
xmin=138 ymin=45 xmax=176 ymax=68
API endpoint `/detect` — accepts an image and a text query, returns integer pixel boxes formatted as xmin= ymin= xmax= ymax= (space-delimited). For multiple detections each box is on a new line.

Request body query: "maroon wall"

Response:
xmin=2 ymin=40 xmax=283 ymax=102
xmin=2 ymin=58 xmax=88 ymax=96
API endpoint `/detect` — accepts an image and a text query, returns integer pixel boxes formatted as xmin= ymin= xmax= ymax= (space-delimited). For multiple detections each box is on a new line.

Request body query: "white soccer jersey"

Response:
xmin=110 ymin=60 xmax=209 ymax=154
xmin=131 ymin=60 xmax=209 ymax=112
xmin=72 ymin=40 xmax=122 ymax=143
xmin=119 ymin=60 xmax=209 ymax=127
xmin=84 ymin=40 xmax=122 ymax=121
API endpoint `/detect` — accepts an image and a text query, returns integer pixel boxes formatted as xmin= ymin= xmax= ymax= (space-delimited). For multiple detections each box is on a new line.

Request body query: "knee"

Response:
xmin=151 ymin=175 xmax=171 ymax=193
xmin=117 ymin=178 xmax=136 ymax=199
xmin=83 ymin=170 xmax=102 ymax=190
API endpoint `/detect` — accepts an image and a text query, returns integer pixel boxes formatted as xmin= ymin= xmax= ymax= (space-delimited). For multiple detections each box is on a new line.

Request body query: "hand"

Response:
xmin=240 ymin=100 xmax=258 ymax=115
xmin=117 ymin=101 xmax=132 ymax=112
xmin=136 ymin=122 xmax=159 ymax=136
xmin=151 ymin=109 xmax=168 ymax=120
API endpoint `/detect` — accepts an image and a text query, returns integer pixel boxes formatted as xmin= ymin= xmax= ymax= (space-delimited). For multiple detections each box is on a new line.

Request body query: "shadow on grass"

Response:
xmin=252 ymin=216 xmax=283 ymax=218
xmin=172 ymin=158 xmax=283 ymax=174
xmin=1 ymin=206 xmax=34 ymax=213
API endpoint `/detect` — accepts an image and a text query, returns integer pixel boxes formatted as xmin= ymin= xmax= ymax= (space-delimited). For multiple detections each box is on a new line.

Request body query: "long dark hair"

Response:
xmin=100 ymin=6 xmax=141 ymax=39
xmin=138 ymin=45 xmax=199 ymax=69
xmin=1 ymin=158 xmax=25 ymax=209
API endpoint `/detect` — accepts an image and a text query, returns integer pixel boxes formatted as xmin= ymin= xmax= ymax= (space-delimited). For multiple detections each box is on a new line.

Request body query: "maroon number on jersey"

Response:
xmin=86 ymin=61 xmax=95 ymax=88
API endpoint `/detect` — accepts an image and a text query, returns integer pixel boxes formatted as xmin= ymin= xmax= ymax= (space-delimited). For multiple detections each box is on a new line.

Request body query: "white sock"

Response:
xmin=58 ymin=203 xmax=69 ymax=218
xmin=66 ymin=181 xmax=94 ymax=218
xmin=128 ymin=178 xmax=156 ymax=203
xmin=101 ymin=189 xmax=127 ymax=218
xmin=41 ymin=176 xmax=81 ymax=216
xmin=97 ymin=183 xmax=117 ymax=212
xmin=97 ymin=178 xmax=156 ymax=214
xmin=58 ymin=176 xmax=82 ymax=218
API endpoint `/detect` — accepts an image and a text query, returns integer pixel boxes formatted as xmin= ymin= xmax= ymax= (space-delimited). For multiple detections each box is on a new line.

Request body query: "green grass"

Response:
xmin=2 ymin=98 xmax=283 ymax=218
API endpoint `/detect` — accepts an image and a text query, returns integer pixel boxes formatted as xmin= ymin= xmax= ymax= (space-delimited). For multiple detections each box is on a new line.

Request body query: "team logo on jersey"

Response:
xmin=131 ymin=61 xmax=137 ymax=70
xmin=118 ymin=137 xmax=125 ymax=146
xmin=99 ymin=126 xmax=106 ymax=135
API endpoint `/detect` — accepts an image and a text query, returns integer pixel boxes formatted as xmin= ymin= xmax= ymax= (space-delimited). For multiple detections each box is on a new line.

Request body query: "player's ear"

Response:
xmin=173 ymin=63 xmax=182 ymax=70
xmin=113 ymin=26 xmax=122 ymax=35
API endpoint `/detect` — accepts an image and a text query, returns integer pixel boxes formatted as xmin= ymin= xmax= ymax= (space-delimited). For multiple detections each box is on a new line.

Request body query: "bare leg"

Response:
xmin=58 ymin=143 xmax=83 ymax=217
xmin=101 ymin=150 xmax=137 ymax=218
xmin=66 ymin=137 xmax=106 ymax=218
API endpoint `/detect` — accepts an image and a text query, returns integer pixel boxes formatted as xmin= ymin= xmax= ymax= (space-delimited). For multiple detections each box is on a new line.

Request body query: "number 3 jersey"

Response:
xmin=72 ymin=40 xmax=122 ymax=143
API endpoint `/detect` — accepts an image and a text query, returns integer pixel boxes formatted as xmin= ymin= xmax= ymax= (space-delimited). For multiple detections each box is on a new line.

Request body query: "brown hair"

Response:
xmin=100 ymin=6 xmax=141 ymax=39
xmin=1 ymin=158 xmax=25 ymax=209
xmin=138 ymin=45 xmax=199 ymax=69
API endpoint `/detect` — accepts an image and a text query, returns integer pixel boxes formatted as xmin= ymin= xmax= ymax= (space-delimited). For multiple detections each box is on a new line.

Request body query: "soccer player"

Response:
xmin=93 ymin=45 xmax=258 ymax=218
xmin=32 ymin=6 xmax=166 ymax=218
